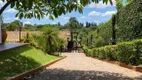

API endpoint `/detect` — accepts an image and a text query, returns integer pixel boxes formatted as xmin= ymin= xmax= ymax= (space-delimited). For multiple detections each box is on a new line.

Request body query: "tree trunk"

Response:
xmin=112 ymin=15 xmax=116 ymax=45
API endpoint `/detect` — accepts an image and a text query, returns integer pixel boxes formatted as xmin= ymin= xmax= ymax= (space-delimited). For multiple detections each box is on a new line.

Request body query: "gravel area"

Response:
xmin=28 ymin=52 xmax=142 ymax=80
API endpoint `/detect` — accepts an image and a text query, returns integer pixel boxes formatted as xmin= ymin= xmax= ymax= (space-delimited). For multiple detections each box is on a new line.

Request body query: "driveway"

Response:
xmin=28 ymin=53 xmax=142 ymax=80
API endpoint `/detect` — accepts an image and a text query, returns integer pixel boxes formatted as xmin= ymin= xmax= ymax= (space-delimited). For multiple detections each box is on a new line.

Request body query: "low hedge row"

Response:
xmin=83 ymin=39 xmax=142 ymax=66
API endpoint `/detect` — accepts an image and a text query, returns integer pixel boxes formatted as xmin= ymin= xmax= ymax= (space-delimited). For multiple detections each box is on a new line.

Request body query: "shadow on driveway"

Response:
xmin=26 ymin=68 xmax=142 ymax=80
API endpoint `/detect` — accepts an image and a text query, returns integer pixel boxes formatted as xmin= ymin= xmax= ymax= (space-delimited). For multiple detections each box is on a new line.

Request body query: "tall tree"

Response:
xmin=23 ymin=24 xmax=36 ymax=31
xmin=116 ymin=0 xmax=124 ymax=10
xmin=57 ymin=22 xmax=61 ymax=26
xmin=4 ymin=20 xmax=22 ymax=31
xmin=116 ymin=0 xmax=134 ymax=10
xmin=69 ymin=17 xmax=79 ymax=30
xmin=112 ymin=15 xmax=116 ymax=45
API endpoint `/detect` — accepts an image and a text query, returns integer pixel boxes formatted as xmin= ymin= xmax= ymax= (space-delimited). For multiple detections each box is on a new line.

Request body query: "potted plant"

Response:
xmin=1 ymin=28 xmax=7 ymax=43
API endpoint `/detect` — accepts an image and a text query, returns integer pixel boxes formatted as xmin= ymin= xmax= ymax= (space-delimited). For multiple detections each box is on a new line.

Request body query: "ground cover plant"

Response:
xmin=0 ymin=45 xmax=59 ymax=80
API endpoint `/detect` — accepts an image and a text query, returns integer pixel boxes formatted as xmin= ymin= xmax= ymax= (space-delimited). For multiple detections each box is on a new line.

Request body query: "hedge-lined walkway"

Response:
xmin=29 ymin=53 xmax=142 ymax=80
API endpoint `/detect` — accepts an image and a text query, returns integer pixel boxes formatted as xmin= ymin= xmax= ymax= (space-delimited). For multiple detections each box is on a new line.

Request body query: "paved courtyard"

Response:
xmin=28 ymin=53 xmax=142 ymax=80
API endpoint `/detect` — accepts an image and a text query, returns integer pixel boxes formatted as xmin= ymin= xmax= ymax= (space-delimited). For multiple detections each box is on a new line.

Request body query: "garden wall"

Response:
xmin=6 ymin=31 xmax=70 ymax=42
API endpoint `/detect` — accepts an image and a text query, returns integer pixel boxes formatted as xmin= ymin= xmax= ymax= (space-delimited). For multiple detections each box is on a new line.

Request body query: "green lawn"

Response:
xmin=0 ymin=45 xmax=60 ymax=80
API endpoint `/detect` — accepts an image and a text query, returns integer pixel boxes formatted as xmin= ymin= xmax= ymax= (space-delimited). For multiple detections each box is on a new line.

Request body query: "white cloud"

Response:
xmin=88 ymin=0 xmax=116 ymax=9
xmin=88 ymin=10 xmax=116 ymax=17
xmin=51 ymin=22 xmax=57 ymax=24
xmin=27 ymin=19 xmax=33 ymax=21
xmin=4 ymin=18 xmax=11 ymax=21
xmin=4 ymin=9 xmax=18 ymax=13
xmin=44 ymin=15 xmax=49 ymax=19
xmin=4 ymin=17 xmax=19 ymax=21
xmin=88 ymin=11 xmax=102 ymax=16
xmin=102 ymin=11 xmax=117 ymax=16
xmin=0 ymin=1 xmax=5 ymax=7
xmin=63 ymin=16 xmax=70 ymax=20
xmin=14 ymin=17 xmax=20 ymax=20
xmin=80 ymin=16 xmax=86 ymax=19
xmin=94 ymin=20 xmax=100 ymax=25
xmin=23 ymin=21 xmax=31 ymax=25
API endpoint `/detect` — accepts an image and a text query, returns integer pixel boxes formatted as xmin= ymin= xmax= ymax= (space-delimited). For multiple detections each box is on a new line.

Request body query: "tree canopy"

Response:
xmin=116 ymin=0 xmax=134 ymax=10
xmin=0 ymin=0 xmax=113 ymax=20
xmin=64 ymin=17 xmax=83 ymax=31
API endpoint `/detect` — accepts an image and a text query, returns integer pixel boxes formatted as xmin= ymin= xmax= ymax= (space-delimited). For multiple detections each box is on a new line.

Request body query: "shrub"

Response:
xmin=103 ymin=45 xmax=117 ymax=60
xmin=117 ymin=42 xmax=135 ymax=65
xmin=83 ymin=39 xmax=142 ymax=66
xmin=132 ymin=39 xmax=142 ymax=64
xmin=92 ymin=45 xmax=117 ymax=60
xmin=23 ymin=33 xmax=37 ymax=47
xmin=53 ymin=52 xmax=60 ymax=56
xmin=23 ymin=27 xmax=67 ymax=55
xmin=33 ymin=35 xmax=46 ymax=51
xmin=83 ymin=46 xmax=93 ymax=56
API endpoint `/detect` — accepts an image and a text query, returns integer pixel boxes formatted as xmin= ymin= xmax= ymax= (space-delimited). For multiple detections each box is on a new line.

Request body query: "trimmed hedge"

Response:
xmin=83 ymin=39 xmax=142 ymax=66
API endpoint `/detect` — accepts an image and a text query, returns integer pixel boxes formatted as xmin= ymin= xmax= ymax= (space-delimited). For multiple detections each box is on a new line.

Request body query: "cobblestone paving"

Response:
xmin=28 ymin=53 xmax=142 ymax=80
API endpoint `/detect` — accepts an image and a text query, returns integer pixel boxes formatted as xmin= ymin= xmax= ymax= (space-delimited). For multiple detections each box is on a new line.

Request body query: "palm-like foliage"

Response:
xmin=41 ymin=27 xmax=59 ymax=54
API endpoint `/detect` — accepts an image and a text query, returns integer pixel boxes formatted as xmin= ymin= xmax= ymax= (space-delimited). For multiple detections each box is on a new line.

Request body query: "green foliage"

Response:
xmin=116 ymin=0 xmax=142 ymax=42
xmin=53 ymin=52 xmax=60 ymax=56
xmin=91 ymin=45 xmax=117 ymax=60
xmin=116 ymin=0 xmax=124 ymax=10
xmin=3 ymin=20 xmax=22 ymax=31
xmin=79 ymin=26 xmax=98 ymax=48
xmin=117 ymin=42 xmax=135 ymax=64
xmin=82 ymin=0 xmax=141 ymax=48
xmin=83 ymin=39 xmax=142 ymax=65
xmin=0 ymin=0 xmax=112 ymax=19
xmin=0 ymin=45 xmax=59 ymax=80
xmin=64 ymin=17 xmax=83 ymax=31
xmin=3 ymin=22 xmax=62 ymax=31
xmin=84 ymin=20 xmax=112 ymax=48
xmin=94 ymin=36 xmax=104 ymax=47
xmin=23 ymin=24 xmax=36 ymax=31
xmin=23 ymin=33 xmax=37 ymax=47
xmin=23 ymin=26 xmax=66 ymax=55
xmin=126 ymin=0 xmax=134 ymax=5
xmin=41 ymin=27 xmax=59 ymax=54
xmin=115 ymin=0 xmax=134 ymax=10
xmin=82 ymin=46 xmax=91 ymax=56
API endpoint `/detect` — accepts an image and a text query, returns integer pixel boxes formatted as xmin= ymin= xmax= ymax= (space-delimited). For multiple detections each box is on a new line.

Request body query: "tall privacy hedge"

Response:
xmin=83 ymin=39 xmax=142 ymax=66
xmin=116 ymin=0 xmax=142 ymax=41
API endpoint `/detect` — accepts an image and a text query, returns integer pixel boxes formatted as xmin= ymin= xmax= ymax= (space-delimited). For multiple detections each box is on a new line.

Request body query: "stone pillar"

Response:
xmin=0 ymin=18 xmax=2 ymax=44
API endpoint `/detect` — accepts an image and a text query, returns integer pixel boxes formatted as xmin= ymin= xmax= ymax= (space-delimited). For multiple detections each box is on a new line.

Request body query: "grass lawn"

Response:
xmin=0 ymin=45 xmax=60 ymax=80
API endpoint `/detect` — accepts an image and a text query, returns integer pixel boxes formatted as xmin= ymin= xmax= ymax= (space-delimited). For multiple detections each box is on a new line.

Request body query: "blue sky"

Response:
xmin=0 ymin=0 xmax=117 ymax=25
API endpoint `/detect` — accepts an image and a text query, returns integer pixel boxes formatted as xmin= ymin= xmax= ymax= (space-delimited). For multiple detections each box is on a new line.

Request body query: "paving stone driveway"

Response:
xmin=28 ymin=53 xmax=142 ymax=80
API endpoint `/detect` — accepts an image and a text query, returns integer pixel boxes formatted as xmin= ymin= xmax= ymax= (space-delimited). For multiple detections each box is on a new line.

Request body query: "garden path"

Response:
xmin=29 ymin=52 xmax=142 ymax=80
